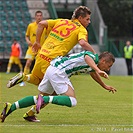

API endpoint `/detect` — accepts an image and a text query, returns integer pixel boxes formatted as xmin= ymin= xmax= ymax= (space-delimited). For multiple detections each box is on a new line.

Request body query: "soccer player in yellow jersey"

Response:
xmin=7 ymin=6 xmax=96 ymax=121
xmin=29 ymin=6 xmax=96 ymax=85
xmin=24 ymin=10 xmax=48 ymax=75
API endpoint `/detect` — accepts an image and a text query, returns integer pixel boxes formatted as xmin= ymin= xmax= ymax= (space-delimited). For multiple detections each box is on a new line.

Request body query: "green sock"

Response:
xmin=9 ymin=96 xmax=36 ymax=114
xmin=43 ymin=95 xmax=72 ymax=107
xmin=8 ymin=95 xmax=73 ymax=116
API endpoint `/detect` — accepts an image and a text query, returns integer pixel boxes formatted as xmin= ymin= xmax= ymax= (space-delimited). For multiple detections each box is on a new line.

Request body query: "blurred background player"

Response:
xmin=20 ymin=11 xmax=47 ymax=86
xmin=124 ymin=40 xmax=133 ymax=75
xmin=24 ymin=11 xmax=43 ymax=75
xmin=6 ymin=39 xmax=23 ymax=74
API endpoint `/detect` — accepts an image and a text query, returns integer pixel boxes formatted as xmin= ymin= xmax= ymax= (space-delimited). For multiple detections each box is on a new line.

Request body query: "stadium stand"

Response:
xmin=0 ymin=32 xmax=3 ymax=42
xmin=0 ymin=41 xmax=4 ymax=55
xmin=0 ymin=0 xmax=31 ymax=58
xmin=27 ymin=0 xmax=50 ymax=20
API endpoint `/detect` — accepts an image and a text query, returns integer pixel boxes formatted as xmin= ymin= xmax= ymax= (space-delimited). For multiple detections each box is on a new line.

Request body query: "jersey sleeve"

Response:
xmin=85 ymin=51 xmax=99 ymax=72
xmin=84 ymin=51 xmax=99 ymax=64
xmin=47 ymin=19 xmax=62 ymax=30
xmin=78 ymin=27 xmax=88 ymax=41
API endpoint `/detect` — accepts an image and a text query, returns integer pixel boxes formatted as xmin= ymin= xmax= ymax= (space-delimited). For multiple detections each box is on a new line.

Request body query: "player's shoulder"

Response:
xmin=84 ymin=51 xmax=98 ymax=59
xmin=28 ymin=21 xmax=36 ymax=26
xmin=55 ymin=18 xmax=70 ymax=23
xmin=47 ymin=18 xmax=62 ymax=22
xmin=84 ymin=51 xmax=94 ymax=55
xmin=86 ymin=51 xmax=99 ymax=64
xmin=79 ymin=25 xmax=87 ymax=32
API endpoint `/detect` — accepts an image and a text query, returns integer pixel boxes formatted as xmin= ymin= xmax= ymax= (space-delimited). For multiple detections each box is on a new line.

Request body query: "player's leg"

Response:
xmin=127 ymin=59 xmax=132 ymax=75
xmin=6 ymin=49 xmax=34 ymax=88
xmin=7 ymin=54 xmax=50 ymax=88
xmin=22 ymin=57 xmax=52 ymax=121
xmin=15 ymin=57 xmax=23 ymax=73
xmin=23 ymin=68 xmax=54 ymax=121
xmin=0 ymin=95 xmax=39 ymax=122
xmin=23 ymin=91 xmax=57 ymax=121
xmin=0 ymin=85 xmax=76 ymax=123
xmin=23 ymin=59 xmax=32 ymax=74
xmin=2 ymin=94 xmax=76 ymax=123
xmin=23 ymin=86 xmax=76 ymax=119
xmin=35 ymin=66 xmax=77 ymax=114
xmin=6 ymin=56 xmax=13 ymax=73
xmin=18 ymin=50 xmax=34 ymax=86
xmin=23 ymin=84 xmax=76 ymax=122
xmin=24 ymin=65 xmax=77 ymax=122
xmin=24 ymin=47 xmax=35 ymax=74
xmin=25 ymin=55 xmax=50 ymax=86
xmin=15 ymin=58 xmax=25 ymax=86
xmin=36 ymin=85 xmax=77 ymax=114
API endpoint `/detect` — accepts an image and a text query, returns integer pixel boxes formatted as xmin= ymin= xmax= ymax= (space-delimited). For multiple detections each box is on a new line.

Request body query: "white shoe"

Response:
xmin=19 ymin=82 xmax=26 ymax=87
xmin=6 ymin=72 xmax=10 ymax=74
xmin=7 ymin=73 xmax=24 ymax=88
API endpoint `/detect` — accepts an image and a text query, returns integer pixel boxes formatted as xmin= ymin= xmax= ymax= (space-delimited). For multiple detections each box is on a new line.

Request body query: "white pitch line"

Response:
xmin=0 ymin=124 xmax=133 ymax=127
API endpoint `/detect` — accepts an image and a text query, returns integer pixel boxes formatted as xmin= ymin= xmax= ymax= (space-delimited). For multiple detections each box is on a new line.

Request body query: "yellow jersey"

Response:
xmin=39 ymin=19 xmax=88 ymax=59
xmin=26 ymin=21 xmax=48 ymax=46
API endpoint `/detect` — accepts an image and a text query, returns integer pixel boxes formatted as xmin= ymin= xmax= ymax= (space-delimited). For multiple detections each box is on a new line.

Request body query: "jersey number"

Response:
xmin=52 ymin=20 xmax=76 ymax=37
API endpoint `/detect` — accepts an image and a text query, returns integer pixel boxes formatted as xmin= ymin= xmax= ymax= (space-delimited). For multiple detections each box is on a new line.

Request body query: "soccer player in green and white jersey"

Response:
xmin=0 ymin=51 xmax=117 ymax=122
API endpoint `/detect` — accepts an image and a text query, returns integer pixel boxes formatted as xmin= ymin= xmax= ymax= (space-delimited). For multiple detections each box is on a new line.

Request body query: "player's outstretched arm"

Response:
xmin=90 ymin=72 xmax=117 ymax=93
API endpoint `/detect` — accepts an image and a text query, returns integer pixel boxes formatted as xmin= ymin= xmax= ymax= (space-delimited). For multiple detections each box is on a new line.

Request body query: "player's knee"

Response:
xmin=70 ymin=97 xmax=77 ymax=107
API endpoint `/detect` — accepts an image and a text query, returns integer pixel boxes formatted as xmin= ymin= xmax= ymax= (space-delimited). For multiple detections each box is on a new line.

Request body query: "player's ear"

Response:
xmin=100 ymin=58 xmax=106 ymax=64
xmin=78 ymin=16 xmax=82 ymax=21
xmin=99 ymin=58 xmax=103 ymax=62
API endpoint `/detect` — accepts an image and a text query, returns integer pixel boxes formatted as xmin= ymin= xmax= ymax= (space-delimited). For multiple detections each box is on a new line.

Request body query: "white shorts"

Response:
xmin=38 ymin=65 xmax=74 ymax=95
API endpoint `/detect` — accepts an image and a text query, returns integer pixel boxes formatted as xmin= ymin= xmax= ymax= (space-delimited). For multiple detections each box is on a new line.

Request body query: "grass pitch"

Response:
xmin=0 ymin=72 xmax=132 ymax=133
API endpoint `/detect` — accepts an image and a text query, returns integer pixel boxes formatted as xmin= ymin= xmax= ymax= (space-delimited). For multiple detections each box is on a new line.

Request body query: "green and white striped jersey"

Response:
xmin=50 ymin=51 xmax=99 ymax=77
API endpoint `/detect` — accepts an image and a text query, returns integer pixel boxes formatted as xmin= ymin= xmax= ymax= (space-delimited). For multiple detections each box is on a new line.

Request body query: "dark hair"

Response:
xmin=71 ymin=6 xmax=91 ymax=20
xmin=35 ymin=10 xmax=43 ymax=16
xmin=99 ymin=52 xmax=115 ymax=63
xmin=13 ymin=39 xmax=17 ymax=42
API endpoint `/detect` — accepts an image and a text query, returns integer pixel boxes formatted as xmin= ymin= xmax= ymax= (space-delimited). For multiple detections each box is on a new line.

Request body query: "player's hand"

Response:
xmin=32 ymin=42 xmax=41 ymax=53
xmin=105 ymin=85 xmax=117 ymax=94
xmin=98 ymin=70 xmax=109 ymax=79
xmin=28 ymin=42 xmax=32 ymax=47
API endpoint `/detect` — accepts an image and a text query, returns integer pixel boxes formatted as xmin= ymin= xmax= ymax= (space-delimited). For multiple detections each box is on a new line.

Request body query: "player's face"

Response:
xmin=98 ymin=60 xmax=114 ymax=72
xmin=78 ymin=14 xmax=91 ymax=28
xmin=35 ymin=13 xmax=43 ymax=23
xmin=14 ymin=41 xmax=17 ymax=44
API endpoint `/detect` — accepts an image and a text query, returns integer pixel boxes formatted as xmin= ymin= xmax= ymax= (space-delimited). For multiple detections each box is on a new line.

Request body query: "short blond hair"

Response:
xmin=71 ymin=6 xmax=91 ymax=20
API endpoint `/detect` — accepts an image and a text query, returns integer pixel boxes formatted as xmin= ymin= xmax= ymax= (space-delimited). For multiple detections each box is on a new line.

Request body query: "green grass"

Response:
xmin=0 ymin=72 xmax=133 ymax=133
